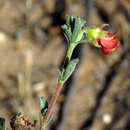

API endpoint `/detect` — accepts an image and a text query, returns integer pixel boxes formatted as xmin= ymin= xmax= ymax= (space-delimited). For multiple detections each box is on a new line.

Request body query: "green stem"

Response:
xmin=67 ymin=44 xmax=76 ymax=61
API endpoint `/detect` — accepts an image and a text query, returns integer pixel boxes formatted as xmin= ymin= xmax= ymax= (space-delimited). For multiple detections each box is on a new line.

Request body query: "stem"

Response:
xmin=43 ymin=82 xmax=64 ymax=124
xmin=43 ymin=44 xmax=75 ymax=128
xmin=67 ymin=45 xmax=75 ymax=61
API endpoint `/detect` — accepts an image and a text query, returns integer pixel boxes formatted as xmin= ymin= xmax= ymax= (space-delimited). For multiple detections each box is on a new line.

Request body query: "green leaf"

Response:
xmin=62 ymin=15 xmax=86 ymax=45
xmin=61 ymin=25 xmax=71 ymax=43
xmin=0 ymin=117 xmax=6 ymax=130
xmin=39 ymin=97 xmax=48 ymax=130
xmin=71 ymin=17 xmax=86 ymax=43
xmin=39 ymin=97 xmax=48 ymax=118
xmin=59 ymin=68 xmax=65 ymax=80
xmin=59 ymin=58 xmax=79 ymax=83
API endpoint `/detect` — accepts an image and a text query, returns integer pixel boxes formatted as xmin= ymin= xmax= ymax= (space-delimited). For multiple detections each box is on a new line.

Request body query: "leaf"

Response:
xmin=0 ymin=117 xmax=5 ymax=130
xmin=62 ymin=15 xmax=86 ymax=45
xmin=71 ymin=17 xmax=86 ymax=43
xmin=39 ymin=97 xmax=48 ymax=130
xmin=59 ymin=58 xmax=79 ymax=83
xmin=61 ymin=25 xmax=71 ymax=43
xmin=39 ymin=97 xmax=48 ymax=118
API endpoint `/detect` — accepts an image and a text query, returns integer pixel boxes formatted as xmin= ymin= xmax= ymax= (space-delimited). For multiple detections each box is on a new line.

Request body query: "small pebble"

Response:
xmin=102 ymin=114 xmax=112 ymax=124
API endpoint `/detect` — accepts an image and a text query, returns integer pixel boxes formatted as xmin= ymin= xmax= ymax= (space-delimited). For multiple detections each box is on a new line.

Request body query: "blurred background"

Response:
xmin=0 ymin=0 xmax=130 ymax=130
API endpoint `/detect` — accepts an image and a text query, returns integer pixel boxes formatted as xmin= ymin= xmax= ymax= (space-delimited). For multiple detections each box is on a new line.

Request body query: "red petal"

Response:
xmin=116 ymin=40 xmax=120 ymax=47
xmin=100 ymin=38 xmax=120 ymax=49
xmin=101 ymin=48 xmax=113 ymax=55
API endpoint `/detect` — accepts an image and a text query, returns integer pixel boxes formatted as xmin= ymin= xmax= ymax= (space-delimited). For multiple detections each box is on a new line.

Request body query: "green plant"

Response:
xmin=39 ymin=15 xmax=120 ymax=129
xmin=0 ymin=15 xmax=120 ymax=130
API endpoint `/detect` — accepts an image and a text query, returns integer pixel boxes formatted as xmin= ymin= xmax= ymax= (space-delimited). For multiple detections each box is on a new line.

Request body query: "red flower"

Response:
xmin=97 ymin=33 xmax=120 ymax=55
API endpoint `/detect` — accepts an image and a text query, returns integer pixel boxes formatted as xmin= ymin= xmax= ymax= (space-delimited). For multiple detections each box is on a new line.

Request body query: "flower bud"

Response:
xmin=85 ymin=28 xmax=107 ymax=47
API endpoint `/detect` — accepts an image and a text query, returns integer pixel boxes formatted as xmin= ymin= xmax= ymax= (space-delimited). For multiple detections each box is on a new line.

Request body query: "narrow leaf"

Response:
xmin=62 ymin=25 xmax=71 ymax=43
xmin=39 ymin=97 xmax=48 ymax=118
xmin=59 ymin=58 xmax=79 ymax=83
xmin=71 ymin=17 xmax=86 ymax=43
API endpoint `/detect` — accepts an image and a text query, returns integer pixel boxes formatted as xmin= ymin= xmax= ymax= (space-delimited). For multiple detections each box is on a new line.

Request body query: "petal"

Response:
xmin=100 ymin=38 xmax=120 ymax=49
xmin=101 ymin=48 xmax=113 ymax=55
xmin=116 ymin=40 xmax=120 ymax=47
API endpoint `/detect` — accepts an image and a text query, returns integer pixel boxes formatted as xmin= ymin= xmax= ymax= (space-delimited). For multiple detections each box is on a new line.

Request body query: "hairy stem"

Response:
xmin=44 ymin=82 xmax=64 ymax=124
xmin=43 ymin=45 xmax=74 ymax=128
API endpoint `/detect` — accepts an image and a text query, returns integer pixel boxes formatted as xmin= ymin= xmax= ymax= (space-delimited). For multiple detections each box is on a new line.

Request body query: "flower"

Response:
xmin=97 ymin=33 xmax=120 ymax=55
xmin=84 ymin=27 xmax=120 ymax=55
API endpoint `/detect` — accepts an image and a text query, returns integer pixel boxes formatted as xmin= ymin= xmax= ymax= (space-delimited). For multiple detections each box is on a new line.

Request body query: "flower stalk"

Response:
xmin=43 ymin=82 xmax=63 ymax=125
xmin=67 ymin=45 xmax=75 ymax=61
